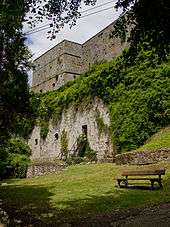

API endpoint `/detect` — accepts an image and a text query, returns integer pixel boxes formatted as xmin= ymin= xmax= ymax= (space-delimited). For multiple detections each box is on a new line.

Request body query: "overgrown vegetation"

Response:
xmin=40 ymin=121 xmax=49 ymax=139
xmin=60 ymin=129 xmax=68 ymax=160
xmin=33 ymin=49 xmax=170 ymax=152
xmin=0 ymin=138 xmax=31 ymax=179
xmin=66 ymin=135 xmax=97 ymax=165
xmin=95 ymin=110 xmax=108 ymax=135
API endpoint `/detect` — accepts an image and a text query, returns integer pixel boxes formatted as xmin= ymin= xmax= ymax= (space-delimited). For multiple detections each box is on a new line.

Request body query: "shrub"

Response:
xmin=66 ymin=156 xmax=84 ymax=165
xmin=84 ymin=149 xmax=97 ymax=162
xmin=0 ymin=138 xmax=31 ymax=179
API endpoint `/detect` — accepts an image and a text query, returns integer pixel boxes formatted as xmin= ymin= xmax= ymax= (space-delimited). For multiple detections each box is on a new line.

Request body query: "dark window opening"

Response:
xmin=82 ymin=125 xmax=87 ymax=136
xmin=54 ymin=133 xmax=59 ymax=140
xmin=52 ymin=83 xmax=55 ymax=87
xmin=56 ymin=75 xmax=59 ymax=82
xmin=40 ymin=89 xmax=42 ymax=93
xmin=35 ymin=139 xmax=38 ymax=145
xmin=73 ymin=75 xmax=76 ymax=79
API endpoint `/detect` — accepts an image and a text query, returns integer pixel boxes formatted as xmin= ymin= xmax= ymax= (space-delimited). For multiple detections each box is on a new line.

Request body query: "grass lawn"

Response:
xmin=1 ymin=162 xmax=170 ymax=225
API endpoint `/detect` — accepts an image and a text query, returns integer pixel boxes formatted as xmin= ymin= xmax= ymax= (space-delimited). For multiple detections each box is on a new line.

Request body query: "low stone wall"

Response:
xmin=115 ymin=148 xmax=170 ymax=165
xmin=27 ymin=162 xmax=66 ymax=178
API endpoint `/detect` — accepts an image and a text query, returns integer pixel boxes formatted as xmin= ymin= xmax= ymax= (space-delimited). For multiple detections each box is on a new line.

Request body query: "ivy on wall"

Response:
xmin=60 ymin=129 xmax=68 ymax=160
xmin=95 ymin=110 xmax=108 ymax=136
xmin=40 ymin=120 xmax=49 ymax=139
xmin=28 ymin=49 xmax=170 ymax=152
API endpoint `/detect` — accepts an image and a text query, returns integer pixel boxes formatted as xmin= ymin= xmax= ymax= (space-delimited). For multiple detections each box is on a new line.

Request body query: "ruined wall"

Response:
xmin=32 ymin=21 xmax=127 ymax=93
xmin=27 ymin=162 xmax=66 ymax=178
xmin=28 ymin=97 xmax=114 ymax=162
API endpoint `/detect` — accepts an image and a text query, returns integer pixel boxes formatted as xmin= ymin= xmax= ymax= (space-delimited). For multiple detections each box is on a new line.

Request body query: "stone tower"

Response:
xmin=32 ymin=21 xmax=127 ymax=93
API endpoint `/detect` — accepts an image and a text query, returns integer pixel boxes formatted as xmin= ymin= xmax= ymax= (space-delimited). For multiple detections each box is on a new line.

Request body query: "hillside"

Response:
xmin=136 ymin=126 xmax=170 ymax=152
xmin=27 ymin=50 xmax=170 ymax=153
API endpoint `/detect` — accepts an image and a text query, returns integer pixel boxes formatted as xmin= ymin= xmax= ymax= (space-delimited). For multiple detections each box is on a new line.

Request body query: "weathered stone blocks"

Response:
xmin=27 ymin=162 xmax=66 ymax=178
xmin=28 ymin=97 xmax=114 ymax=163
xmin=115 ymin=148 xmax=170 ymax=165
xmin=32 ymin=22 xmax=127 ymax=93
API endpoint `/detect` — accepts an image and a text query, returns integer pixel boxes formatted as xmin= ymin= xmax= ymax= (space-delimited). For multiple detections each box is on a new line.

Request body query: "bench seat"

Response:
xmin=117 ymin=177 xmax=160 ymax=181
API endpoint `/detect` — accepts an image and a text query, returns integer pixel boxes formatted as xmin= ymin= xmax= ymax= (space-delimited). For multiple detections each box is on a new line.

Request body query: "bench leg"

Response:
xmin=117 ymin=179 xmax=128 ymax=187
xmin=117 ymin=179 xmax=121 ymax=187
xmin=150 ymin=180 xmax=155 ymax=190
xmin=158 ymin=175 xmax=163 ymax=188
xmin=158 ymin=179 xmax=163 ymax=188
xmin=125 ymin=176 xmax=128 ymax=188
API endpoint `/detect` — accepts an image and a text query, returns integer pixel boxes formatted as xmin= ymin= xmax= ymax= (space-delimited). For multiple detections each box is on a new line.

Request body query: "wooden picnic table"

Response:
xmin=117 ymin=168 xmax=166 ymax=190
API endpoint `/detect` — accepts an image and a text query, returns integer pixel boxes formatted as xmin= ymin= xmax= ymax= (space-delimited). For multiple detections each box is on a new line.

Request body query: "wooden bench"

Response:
xmin=117 ymin=168 xmax=165 ymax=190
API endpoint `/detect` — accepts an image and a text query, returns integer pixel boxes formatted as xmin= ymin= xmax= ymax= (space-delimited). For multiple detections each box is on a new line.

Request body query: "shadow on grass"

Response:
xmin=0 ymin=185 xmax=56 ymax=226
xmin=0 ymin=176 xmax=170 ymax=226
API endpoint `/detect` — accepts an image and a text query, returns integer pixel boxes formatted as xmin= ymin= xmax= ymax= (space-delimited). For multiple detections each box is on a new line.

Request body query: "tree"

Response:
xmin=114 ymin=0 xmax=170 ymax=61
xmin=26 ymin=0 xmax=97 ymax=39
xmin=0 ymin=0 xmax=31 ymax=142
xmin=27 ymin=0 xmax=170 ymax=60
xmin=0 ymin=0 xmax=32 ymax=178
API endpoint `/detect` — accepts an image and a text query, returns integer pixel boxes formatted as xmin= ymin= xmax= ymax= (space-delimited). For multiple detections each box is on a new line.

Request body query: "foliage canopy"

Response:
xmin=26 ymin=0 xmax=170 ymax=60
xmin=114 ymin=0 xmax=170 ymax=61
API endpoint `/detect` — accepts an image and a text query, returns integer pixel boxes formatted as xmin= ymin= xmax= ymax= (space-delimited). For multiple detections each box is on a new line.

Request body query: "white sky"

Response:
xmin=24 ymin=0 xmax=121 ymax=84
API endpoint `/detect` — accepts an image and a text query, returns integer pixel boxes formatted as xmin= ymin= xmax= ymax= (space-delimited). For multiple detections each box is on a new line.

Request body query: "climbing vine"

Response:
xmin=40 ymin=120 xmax=49 ymax=139
xmin=60 ymin=129 xmax=68 ymax=160
xmin=95 ymin=110 xmax=108 ymax=136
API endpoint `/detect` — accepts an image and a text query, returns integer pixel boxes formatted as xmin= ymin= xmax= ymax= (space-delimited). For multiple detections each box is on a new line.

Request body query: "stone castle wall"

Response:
xmin=28 ymin=97 xmax=114 ymax=162
xmin=32 ymin=41 xmax=83 ymax=93
xmin=82 ymin=23 xmax=126 ymax=72
xmin=32 ymin=21 xmax=127 ymax=93
xmin=30 ymin=21 xmax=126 ymax=164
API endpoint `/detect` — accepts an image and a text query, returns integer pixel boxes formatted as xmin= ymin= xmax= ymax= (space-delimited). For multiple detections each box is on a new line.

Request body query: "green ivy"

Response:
xmin=28 ymin=50 xmax=170 ymax=153
xmin=40 ymin=120 xmax=49 ymax=139
xmin=60 ymin=129 xmax=68 ymax=160
xmin=95 ymin=110 xmax=108 ymax=135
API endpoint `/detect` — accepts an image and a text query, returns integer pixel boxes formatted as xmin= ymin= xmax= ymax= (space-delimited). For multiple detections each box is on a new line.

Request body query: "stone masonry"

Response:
xmin=32 ymin=21 xmax=127 ymax=93
xmin=29 ymin=21 xmax=126 ymax=165
xmin=27 ymin=162 xmax=66 ymax=178
xmin=115 ymin=148 xmax=170 ymax=165
xmin=28 ymin=97 xmax=114 ymax=163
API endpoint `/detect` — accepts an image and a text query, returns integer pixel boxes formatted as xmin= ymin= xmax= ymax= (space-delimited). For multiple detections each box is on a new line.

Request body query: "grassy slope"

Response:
xmin=1 ymin=163 xmax=170 ymax=224
xmin=136 ymin=126 xmax=170 ymax=151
